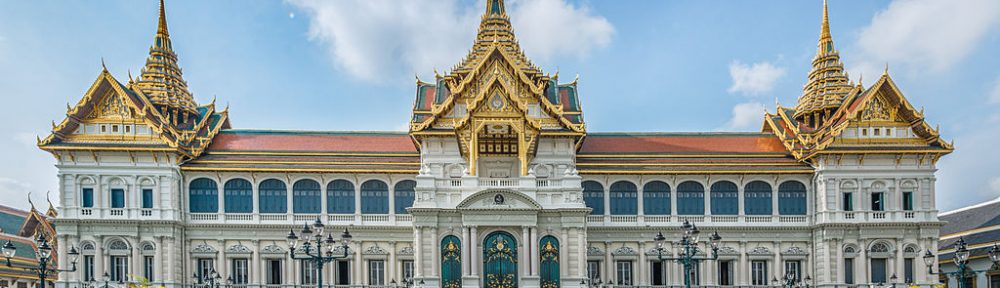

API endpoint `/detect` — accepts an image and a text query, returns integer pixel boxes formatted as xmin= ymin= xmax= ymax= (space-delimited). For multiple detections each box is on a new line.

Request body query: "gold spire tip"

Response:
xmin=158 ymin=0 xmax=169 ymax=36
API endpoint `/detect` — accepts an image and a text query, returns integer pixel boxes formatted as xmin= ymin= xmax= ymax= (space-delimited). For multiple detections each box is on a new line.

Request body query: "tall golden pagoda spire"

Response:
xmin=794 ymin=0 xmax=853 ymax=129
xmin=134 ymin=0 xmax=198 ymax=126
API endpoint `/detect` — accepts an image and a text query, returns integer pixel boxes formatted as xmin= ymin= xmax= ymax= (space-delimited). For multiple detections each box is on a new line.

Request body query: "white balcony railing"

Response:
xmin=478 ymin=178 xmax=518 ymax=188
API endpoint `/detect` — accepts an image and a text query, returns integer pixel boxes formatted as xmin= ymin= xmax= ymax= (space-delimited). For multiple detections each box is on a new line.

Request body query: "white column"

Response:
xmin=638 ymin=242 xmax=647 ymax=285
xmin=320 ymin=182 xmax=328 ymax=216
xmin=774 ymin=242 xmax=783 ymax=282
xmin=604 ymin=242 xmax=613 ymax=284
xmin=415 ymin=227 xmax=423 ymax=278
xmin=603 ymin=186 xmax=611 ymax=217
xmin=738 ymin=241 xmax=747 ymax=285
xmin=637 ymin=185 xmax=645 ymax=217
xmin=217 ymin=240 xmax=227 ymax=282
xmin=576 ymin=228 xmax=585 ymax=279
xmin=531 ymin=227 xmax=539 ymax=277
xmin=355 ymin=240 xmax=364 ymax=283
xmin=95 ymin=235 xmax=105 ymax=279
xmin=389 ymin=241 xmax=397 ymax=284
xmin=833 ymin=239 xmax=842 ymax=284
xmin=462 ymin=227 xmax=471 ymax=277
xmin=430 ymin=228 xmax=439 ymax=277
xmin=560 ymin=228 xmax=569 ymax=278
xmin=131 ymin=237 xmax=141 ymax=280
xmin=895 ymin=238 xmax=904 ymax=282
xmin=471 ymin=226 xmax=479 ymax=276
xmin=251 ymin=240 xmax=260 ymax=285
xmin=155 ymin=236 xmax=164 ymax=283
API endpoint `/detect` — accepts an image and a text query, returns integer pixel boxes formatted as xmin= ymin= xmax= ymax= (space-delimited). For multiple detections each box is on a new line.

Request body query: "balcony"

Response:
xmin=816 ymin=210 xmax=936 ymax=223
xmin=432 ymin=176 xmax=572 ymax=191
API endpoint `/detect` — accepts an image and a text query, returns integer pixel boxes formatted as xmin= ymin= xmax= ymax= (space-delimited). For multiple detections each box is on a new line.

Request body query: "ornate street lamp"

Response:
xmin=287 ymin=217 xmax=352 ymax=288
xmin=192 ymin=267 xmax=231 ymax=288
xmin=653 ymin=220 xmax=722 ymax=288
xmin=2 ymin=234 xmax=79 ymax=288
xmin=922 ymin=238 xmax=1000 ymax=288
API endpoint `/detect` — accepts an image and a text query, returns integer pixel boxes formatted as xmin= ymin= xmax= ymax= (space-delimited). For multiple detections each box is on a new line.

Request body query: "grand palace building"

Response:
xmin=37 ymin=0 xmax=954 ymax=287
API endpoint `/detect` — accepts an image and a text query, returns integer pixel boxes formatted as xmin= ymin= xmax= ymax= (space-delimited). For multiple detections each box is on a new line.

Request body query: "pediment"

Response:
xmin=456 ymin=189 xmax=542 ymax=210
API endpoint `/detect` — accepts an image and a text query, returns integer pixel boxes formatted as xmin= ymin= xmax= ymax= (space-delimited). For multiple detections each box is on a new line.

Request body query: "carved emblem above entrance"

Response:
xmin=494 ymin=194 xmax=505 ymax=205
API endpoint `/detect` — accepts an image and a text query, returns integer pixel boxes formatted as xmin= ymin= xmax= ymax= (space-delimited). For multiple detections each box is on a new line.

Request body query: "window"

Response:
xmin=125 ymin=125 xmax=131 ymax=133
xmin=689 ymin=262 xmax=701 ymax=285
xmin=142 ymin=189 xmax=153 ymax=209
xmin=402 ymin=260 xmax=415 ymax=282
xmin=870 ymin=258 xmax=887 ymax=284
xmin=197 ymin=259 xmax=215 ymax=284
xmin=110 ymin=188 xmax=126 ymax=209
xmin=744 ymin=181 xmax=772 ymax=215
xmin=259 ymin=179 xmax=288 ymax=214
xmin=609 ymin=181 xmax=638 ymax=215
xmin=902 ymin=192 xmax=914 ymax=211
xmin=110 ymin=256 xmax=128 ymax=282
xmin=232 ymin=258 xmax=249 ymax=285
xmin=223 ymin=179 xmax=253 ymax=213
xmin=112 ymin=125 xmax=119 ymax=133
xmin=872 ymin=192 xmax=885 ymax=211
xmin=189 ymin=178 xmax=219 ymax=213
xmin=394 ymin=180 xmax=416 ymax=214
xmin=651 ymin=261 xmax=666 ymax=286
xmin=301 ymin=260 xmax=317 ymax=285
xmin=360 ymin=180 xmax=389 ymax=214
xmin=904 ymin=258 xmax=914 ymax=284
xmin=292 ymin=180 xmax=321 ymax=214
xmin=862 ymin=128 xmax=868 ymax=136
xmin=751 ymin=260 xmax=768 ymax=286
xmin=718 ymin=260 xmax=733 ymax=286
xmin=642 ymin=181 xmax=671 ymax=215
xmin=710 ymin=181 xmax=738 ymax=215
xmin=266 ymin=260 xmax=282 ymax=285
xmin=989 ymin=274 xmax=998 ymax=288
xmin=615 ymin=261 xmax=633 ymax=286
xmin=583 ymin=181 xmax=605 ymax=215
xmin=368 ymin=260 xmax=385 ymax=285
xmin=845 ymin=258 xmax=854 ymax=284
xmin=676 ymin=181 xmax=705 ymax=215
xmin=778 ymin=181 xmax=808 ymax=215
xmin=587 ymin=261 xmax=601 ymax=281
xmin=83 ymin=255 xmax=95 ymax=281
xmin=101 ymin=125 xmax=107 ymax=133
xmin=143 ymin=256 xmax=154 ymax=282
xmin=842 ymin=192 xmax=854 ymax=211
xmin=874 ymin=128 xmax=880 ymax=136
xmin=785 ymin=260 xmax=802 ymax=282
xmin=82 ymin=188 xmax=94 ymax=208
xmin=327 ymin=180 xmax=355 ymax=214
xmin=336 ymin=260 xmax=350 ymax=285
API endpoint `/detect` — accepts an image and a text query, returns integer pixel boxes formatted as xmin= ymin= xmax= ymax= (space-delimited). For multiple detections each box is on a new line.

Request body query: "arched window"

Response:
xmin=258 ymin=179 xmax=287 ymax=214
xmin=188 ymin=178 xmax=218 ymax=213
xmin=360 ymin=180 xmax=389 ymax=214
xmin=778 ymin=181 xmax=807 ymax=215
xmin=744 ymin=181 xmax=773 ymax=215
xmin=394 ymin=180 xmax=416 ymax=214
xmin=582 ymin=181 xmax=605 ymax=215
xmin=710 ymin=181 xmax=738 ymax=215
xmin=327 ymin=180 xmax=355 ymax=214
xmin=441 ymin=235 xmax=462 ymax=288
xmin=676 ymin=181 xmax=704 ymax=215
xmin=223 ymin=179 xmax=253 ymax=213
xmin=539 ymin=235 xmax=560 ymax=287
xmin=292 ymin=180 xmax=321 ymax=214
xmin=643 ymin=181 xmax=671 ymax=215
xmin=609 ymin=181 xmax=638 ymax=215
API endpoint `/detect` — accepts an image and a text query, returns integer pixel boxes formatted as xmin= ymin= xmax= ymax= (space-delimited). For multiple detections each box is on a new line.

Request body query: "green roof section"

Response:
xmin=0 ymin=211 xmax=25 ymax=235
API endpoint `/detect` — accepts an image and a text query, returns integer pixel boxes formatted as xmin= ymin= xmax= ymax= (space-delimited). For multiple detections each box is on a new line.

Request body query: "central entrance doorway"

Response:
xmin=483 ymin=231 xmax=518 ymax=288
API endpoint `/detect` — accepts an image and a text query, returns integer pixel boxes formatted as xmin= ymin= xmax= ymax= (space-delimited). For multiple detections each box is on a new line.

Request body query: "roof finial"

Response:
xmin=820 ymin=0 xmax=831 ymax=42
xmin=883 ymin=62 xmax=889 ymax=75
xmin=485 ymin=0 xmax=505 ymax=17
xmin=158 ymin=0 xmax=169 ymax=36
xmin=101 ymin=57 xmax=107 ymax=71
xmin=27 ymin=191 xmax=35 ymax=211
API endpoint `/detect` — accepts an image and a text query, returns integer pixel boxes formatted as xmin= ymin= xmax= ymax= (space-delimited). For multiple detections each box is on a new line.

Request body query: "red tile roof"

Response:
xmin=579 ymin=133 xmax=789 ymax=154
xmin=207 ymin=130 xmax=417 ymax=153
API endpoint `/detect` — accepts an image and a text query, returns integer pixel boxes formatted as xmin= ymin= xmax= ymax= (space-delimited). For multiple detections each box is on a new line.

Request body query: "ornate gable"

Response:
xmin=409 ymin=0 xmax=585 ymax=176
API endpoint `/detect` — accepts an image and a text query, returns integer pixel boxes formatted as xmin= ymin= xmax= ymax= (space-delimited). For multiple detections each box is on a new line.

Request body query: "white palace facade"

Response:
xmin=38 ymin=0 xmax=954 ymax=287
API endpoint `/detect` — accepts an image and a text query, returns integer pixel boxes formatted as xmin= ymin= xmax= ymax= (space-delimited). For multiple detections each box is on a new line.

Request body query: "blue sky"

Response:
xmin=1 ymin=0 xmax=999 ymax=211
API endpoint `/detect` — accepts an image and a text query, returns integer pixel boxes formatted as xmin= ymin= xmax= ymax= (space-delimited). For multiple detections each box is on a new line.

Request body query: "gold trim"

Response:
xmin=940 ymin=224 xmax=1000 ymax=239
xmin=39 ymin=146 xmax=175 ymax=152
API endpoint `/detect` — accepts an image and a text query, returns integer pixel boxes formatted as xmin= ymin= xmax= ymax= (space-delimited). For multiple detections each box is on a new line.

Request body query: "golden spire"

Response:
xmin=486 ymin=0 xmax=506 ymax=16
xmin=135 ymin=0 xmax=198 ymax=123
xmin=794 ymin=0 xmax=853 ymax=127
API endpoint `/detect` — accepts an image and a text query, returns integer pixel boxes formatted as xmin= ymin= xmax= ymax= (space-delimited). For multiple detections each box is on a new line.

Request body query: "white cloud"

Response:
xmin=0 ymin=177 xmax=44 ymax=211
xmin=990 ymin=75 xmax=1000 ymax=103
xmin=288 ymin=0 xmax=613 ymax=83
xmin=509 ymin=0 xmax=614 ymax=61
xmin=852 ymin=0 xmax=1000 ymax=79
xmin=720 ymin=102 xmax=766 ymax=131
xmin=727 ymin=61 xmax=785 ymax=96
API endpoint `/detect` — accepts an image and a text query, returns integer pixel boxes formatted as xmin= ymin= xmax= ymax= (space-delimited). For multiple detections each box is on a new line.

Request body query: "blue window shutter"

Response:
xmin=258 ymin=179 xmax=287 ymax=214
xmin=142 ymin=189 xmax=153 ymax=209
xmin=609 ymin=181 xmax=638 ymax=215
xmin=327 ymin=180 xmax=355 ymax=214
xmin=224 ymin=179 xmax=253 ymax=213
xmin=361 ymin=180 xmax=389 ymax=214
xmin=744 ymin=181 xmax=772 ymax=215
xmin=677 ymin=181 xmax=704 ymax=215
xmin=642 ymin=181 xmax=670 ymax=215
xmin=82 ymin=188 xmax=94 ymax=208
xmin=778 ymin=181 xmax=807 ymax=215
xmin=394 ymin=180 xmax=416 ymax=214
xmin=292 ymin=180 xmax=321 ymax=214
xmin=710 ymin=181 xmax=738 ymax=215
xmin=582 ymin=181 xmax=604 ymax=215
xmin=189 ymin=178 xmax=219 ymax=213
xmin=110 ymin=189 xmax=126 ymax=208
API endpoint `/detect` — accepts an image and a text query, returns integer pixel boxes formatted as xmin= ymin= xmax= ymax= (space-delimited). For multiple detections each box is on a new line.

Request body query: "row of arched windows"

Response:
xmin=188 ymin=179 xmax=416 ymax=214
xmin=583 ymin=180 xmax=808 ymax=216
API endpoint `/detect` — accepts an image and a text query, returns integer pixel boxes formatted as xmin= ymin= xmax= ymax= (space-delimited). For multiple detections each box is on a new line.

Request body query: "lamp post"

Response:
xmin=2 ymin=234 xmax=79 ymax=288
xmin=287 ymin=217 xmax=352 ymax=288
xmin=90 ymin=272 xmax=114 ymax=288
xmin=922 ymin=237 xmax=1000 ymax=288
xmin=779 ymin=271 xmax=798 ymax=288
xmin=888 ymin=273 xmax=898 ymax=288
xmin=652 ymin=220 xmax=722 ymax=288
xmin=191 ymin=267 xmax=231 ymax=288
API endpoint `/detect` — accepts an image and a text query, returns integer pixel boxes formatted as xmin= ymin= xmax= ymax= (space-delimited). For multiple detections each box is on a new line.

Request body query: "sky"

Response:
xmin=1 ymin=0 xmax=999 ymax=212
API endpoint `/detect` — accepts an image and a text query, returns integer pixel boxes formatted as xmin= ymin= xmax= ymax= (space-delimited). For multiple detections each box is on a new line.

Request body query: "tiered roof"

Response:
xmin=133 ymin=0 xmax=198 ymax=118
xmin=793 ymin=0 xmax=854 ymax=125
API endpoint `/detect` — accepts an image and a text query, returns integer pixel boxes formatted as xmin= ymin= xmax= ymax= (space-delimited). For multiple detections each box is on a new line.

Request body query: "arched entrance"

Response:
xmin=483 ymin=231 xmax=518 ymax=288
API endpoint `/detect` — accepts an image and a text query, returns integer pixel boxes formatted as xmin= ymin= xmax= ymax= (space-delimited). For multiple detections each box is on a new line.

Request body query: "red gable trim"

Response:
xmin=580 ymin=133 xmax=789 ymax=154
